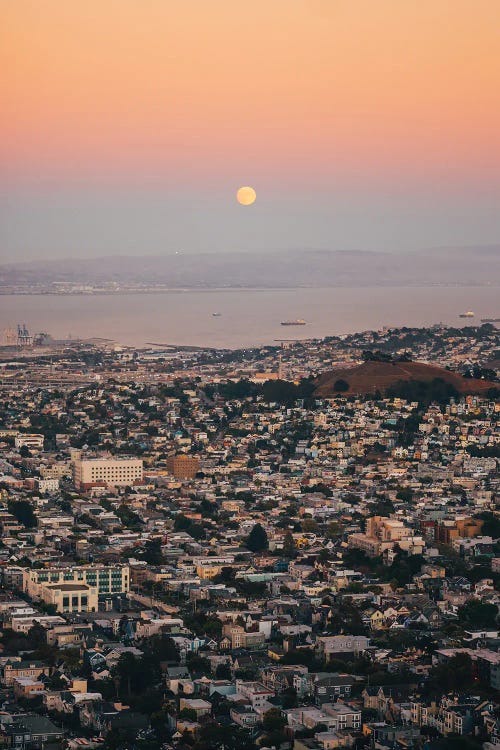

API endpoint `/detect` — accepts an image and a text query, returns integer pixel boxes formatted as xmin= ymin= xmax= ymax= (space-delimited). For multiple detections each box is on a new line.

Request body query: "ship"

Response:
xmin=281 ymin=319 xmax=306 ymax=326
xmin=212 ymin=312 xmax=221 ymax=317
xmin=459 ymin=311 xmax=475 ymax=318
xmin=481 ymin=318 xmax=500 ymax=323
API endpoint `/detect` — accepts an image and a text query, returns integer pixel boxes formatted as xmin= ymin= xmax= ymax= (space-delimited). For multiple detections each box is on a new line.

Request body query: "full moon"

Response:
xmin=236 ymin=186 xmax=256 ymax=206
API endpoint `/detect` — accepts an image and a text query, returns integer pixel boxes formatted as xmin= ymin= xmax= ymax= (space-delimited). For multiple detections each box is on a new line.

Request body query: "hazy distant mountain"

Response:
xmin=0 ymin=246 xmax=497 ymax=289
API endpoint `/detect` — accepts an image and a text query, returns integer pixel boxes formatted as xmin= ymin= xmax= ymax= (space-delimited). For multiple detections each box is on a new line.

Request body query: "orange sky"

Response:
xmin=2 ymin=0 xmax=500 ymax=184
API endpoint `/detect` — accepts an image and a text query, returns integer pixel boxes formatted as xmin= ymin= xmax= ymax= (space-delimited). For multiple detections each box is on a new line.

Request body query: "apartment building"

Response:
xmin=166 ymin=454 xmax=200 ymax=479
xmin=73 ymin=457 xmax=143 ymax=489
xmin=15 ymin=434 xmax=44 ymax=450
xmin=1 ymin=660 xmax=50 ymax=687
xmin=348 ymin=516 xmax=424 ymax=557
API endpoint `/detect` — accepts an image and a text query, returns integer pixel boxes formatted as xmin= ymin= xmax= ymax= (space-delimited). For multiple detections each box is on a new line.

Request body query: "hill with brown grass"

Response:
xmin=314 ymin=360 xmax=497 ymax=397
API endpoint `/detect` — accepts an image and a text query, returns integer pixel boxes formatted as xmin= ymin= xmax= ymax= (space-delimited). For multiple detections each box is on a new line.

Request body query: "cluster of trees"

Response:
xmin=463 ymin=364 xmax=497 ymax=381
xmin=174 ymin=513 xmax=205 ymax=540
xmin=205 ymin=376 xmax=317 ymax=406
xmin=362 ymin=350 xmax=395 ymax=362
xmin=387 ymin=377 xmax=460 ymax=406
xmin=467 ymin=444 xmax=500 ymax=458
xmin=261 ymin=377 xmax=316 ymax=406
xmin=457 ymin=600 xmax=498 ymax=630
xmin=342 ymin=548 xmax=425 ymax=587
xmin=424 ymin=653 xmax=477 ymax=697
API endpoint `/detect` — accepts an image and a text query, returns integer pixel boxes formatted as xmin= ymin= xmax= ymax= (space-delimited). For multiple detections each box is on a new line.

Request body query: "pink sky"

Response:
xmin=2 ymin=0 xmax=500 ymax=184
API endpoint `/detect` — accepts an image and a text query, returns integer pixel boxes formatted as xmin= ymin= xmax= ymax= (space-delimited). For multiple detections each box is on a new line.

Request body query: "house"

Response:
xmin=179 ymin=698 xmax=212 ymax=718
xmin=294 ymin=672 xmax=356 ymax=704
xmin=1 ymin=660 xmax=50 ymax=687
xmin=166 ymin=665 xmax=191 ymax=694
xmin=315 ymin=635 xmax=370 ymax=661
xmin=230 ymin=705 xmax=259 ymax=728
xmin=2 ymin=714 xmax=64 ymax=749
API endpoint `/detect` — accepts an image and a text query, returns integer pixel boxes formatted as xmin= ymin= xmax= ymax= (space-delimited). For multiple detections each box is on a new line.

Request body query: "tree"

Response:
xmin=27 ymin=624 xmax=47 ymax=649
xmin=333 ymin=379 xmax=349 ymax=392
xmin=458 ymin=600 xmax=498 ymax=630
xmin=140 ymin=539 xmax=164 ymax=565
xmin=326 ymin=521 xmax=343 ymax=539
xmin=8 ymin=500 xmax=36 ymax=528
xmin=179 ymin=707 xmax=198 ymax=721
xmin=425 ymin=653 xmax=475 ymax=697
xmin=262 ymin=707 xmax=287 ymax=733
xmin=396 ymin=487 xmax=413 ymax=503
xmin=186 ymin=652 xmax=211 ymax=677
xmin=476 ymin=512 xmax=500 ymax=539
xmin=282 ymin=531 xmax=296 ymax=558
xmin=114 ymin=652 xmax=142 ymax=697
xmin=215 ymin=662 xmax=231 ymax=680
xmin=246 ymin=523 xmax=268 ymax=552
xmin=282 ymin=687 xmax=298 ymax=708
xmin=302 ymin=518 xmax=319 ymax=533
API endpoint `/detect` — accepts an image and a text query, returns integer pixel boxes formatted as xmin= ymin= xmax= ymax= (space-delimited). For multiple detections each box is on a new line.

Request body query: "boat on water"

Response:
xmin=481 ymin=318 xmax=500 ymax=323
xmin=212 ymin=312 xmax=221 ymax=317
xmin=281 ymin=319 xmax=306 ymax=326
xmin=459 ymin=311 xmax=475 ymax=318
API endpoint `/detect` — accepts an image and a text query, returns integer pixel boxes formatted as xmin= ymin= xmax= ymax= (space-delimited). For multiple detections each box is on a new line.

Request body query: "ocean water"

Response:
xmin=0 ymin=286 xmax=498 ymax=349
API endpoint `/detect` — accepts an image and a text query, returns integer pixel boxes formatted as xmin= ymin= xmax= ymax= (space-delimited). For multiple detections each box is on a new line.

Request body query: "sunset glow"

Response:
xmin=2 ymin=1 xmax=500 ymax=261
xmin=2 ymin=0 xmax=500 ymax=184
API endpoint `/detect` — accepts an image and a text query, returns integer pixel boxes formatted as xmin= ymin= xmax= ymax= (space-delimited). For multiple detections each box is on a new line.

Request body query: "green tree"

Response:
xmin=246 ymin=523 xmax=268 ymax=552
xmin=458 ymin=600 xmax=498 ymax=630
xmin=8 ymin=500 xmax=36 ymax=528
xmin=179 ymin=707 xmax=198 ymax=721
xmin=215 ymin=662 xmax=231 ymax=680
xmin=326 ymin=521 xmax=343 ymax=539
xmin=476 ymin=512 xmax=500 ymax=539
xmin=333 ymin=379 xmax=349 ymax=392
xmin=425 ymin=653 xmax=475 ymax=697
xmin=262 ymin=707 xmax=286 ymax=733
xmin=282 ymin=531 xmax=296 ymax=558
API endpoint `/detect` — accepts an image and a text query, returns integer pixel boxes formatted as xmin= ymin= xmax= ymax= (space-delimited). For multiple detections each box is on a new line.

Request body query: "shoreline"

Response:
xmin=0 ymin=281 xmax=499 ymax=297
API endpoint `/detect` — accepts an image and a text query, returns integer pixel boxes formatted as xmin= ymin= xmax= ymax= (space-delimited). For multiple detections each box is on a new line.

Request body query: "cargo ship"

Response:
xmin=459 ymin=311 xmax=475 ymax=318
xmin=481 ymin=318 xmax=500 ymax=323
xmin=281 ymin=319 xmax=306 ymax=326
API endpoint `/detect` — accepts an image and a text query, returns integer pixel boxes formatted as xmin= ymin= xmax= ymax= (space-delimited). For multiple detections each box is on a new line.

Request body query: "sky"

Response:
xmin=1 ymin=0 xmax=500 ymax=262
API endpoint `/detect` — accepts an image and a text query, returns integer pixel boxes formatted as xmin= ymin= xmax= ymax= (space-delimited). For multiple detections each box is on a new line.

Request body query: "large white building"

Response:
xmin=23 ymin=564 xmax=130 ymax=604
xmin=73 ymin=457 xmax=143 ymax=489
xmin=15 ymin=434 xmax=44 ymax=450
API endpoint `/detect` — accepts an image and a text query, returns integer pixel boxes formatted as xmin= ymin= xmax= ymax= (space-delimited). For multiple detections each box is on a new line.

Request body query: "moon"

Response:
xmin=236 ymin=186 xmax=256 ymax=206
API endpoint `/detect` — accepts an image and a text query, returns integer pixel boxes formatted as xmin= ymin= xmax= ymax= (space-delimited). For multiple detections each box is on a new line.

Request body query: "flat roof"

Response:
xmin=45 ymin=583 xmax=91 ymax=591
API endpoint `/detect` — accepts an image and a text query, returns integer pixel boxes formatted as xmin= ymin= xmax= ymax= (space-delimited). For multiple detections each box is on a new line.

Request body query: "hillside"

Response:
xmin=314 ymin=360 xmax=497 ymax=397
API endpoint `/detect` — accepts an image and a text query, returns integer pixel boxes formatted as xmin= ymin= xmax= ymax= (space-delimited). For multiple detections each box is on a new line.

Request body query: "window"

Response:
xmin=63 ymin=596 xmax=70 ymax=608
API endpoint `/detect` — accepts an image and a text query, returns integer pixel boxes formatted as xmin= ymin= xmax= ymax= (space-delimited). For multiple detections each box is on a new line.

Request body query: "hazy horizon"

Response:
xmin=2 ymin=184 xmax=500 ymax=263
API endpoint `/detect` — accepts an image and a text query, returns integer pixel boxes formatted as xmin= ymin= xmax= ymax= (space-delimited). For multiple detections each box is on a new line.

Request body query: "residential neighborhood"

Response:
xmin=0 ymin=323 xmax=498 ymax=750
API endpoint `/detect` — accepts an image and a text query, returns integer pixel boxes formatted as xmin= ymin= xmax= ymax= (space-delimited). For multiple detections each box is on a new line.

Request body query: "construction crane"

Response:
xmin=17 ymin=323 xmax=33 ymax=347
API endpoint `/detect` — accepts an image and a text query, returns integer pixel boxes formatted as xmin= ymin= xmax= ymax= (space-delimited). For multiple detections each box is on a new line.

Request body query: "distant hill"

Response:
xmin=0 ymin=246 xmax=498 ymax=289
xmin=314 ymin=360 xmax=497 ymax=397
